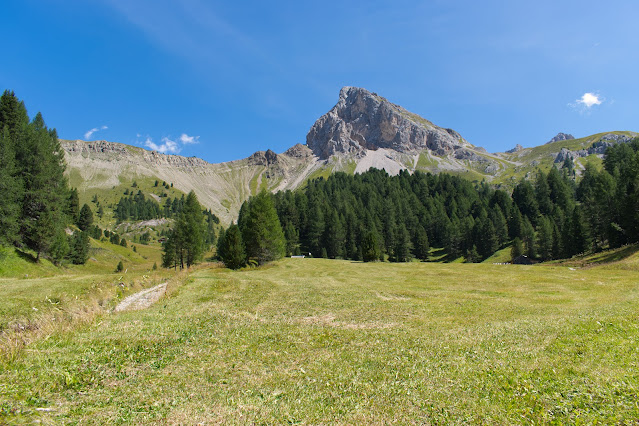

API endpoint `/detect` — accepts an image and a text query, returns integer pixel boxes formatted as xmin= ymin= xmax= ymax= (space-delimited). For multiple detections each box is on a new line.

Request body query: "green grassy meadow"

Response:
xmin=2 ymin=257 xmax=639 ymax=423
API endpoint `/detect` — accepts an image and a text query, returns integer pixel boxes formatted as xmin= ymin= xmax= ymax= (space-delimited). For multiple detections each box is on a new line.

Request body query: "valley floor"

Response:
xmin=1 ymin=258 xmax=639 ymax=423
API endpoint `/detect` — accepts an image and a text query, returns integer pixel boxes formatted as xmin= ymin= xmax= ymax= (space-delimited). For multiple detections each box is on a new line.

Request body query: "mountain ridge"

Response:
xmin=61 ymin=86 xmax=638 ymax=225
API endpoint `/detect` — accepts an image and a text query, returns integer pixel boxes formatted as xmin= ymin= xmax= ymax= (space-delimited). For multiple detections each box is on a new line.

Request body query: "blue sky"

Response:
xmin=1 ymin=0 xmax=637 ymax=163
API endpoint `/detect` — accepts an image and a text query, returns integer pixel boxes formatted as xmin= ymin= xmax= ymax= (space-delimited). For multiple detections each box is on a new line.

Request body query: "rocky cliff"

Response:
xmin=306 ymin=87 xmax=472 ymax=159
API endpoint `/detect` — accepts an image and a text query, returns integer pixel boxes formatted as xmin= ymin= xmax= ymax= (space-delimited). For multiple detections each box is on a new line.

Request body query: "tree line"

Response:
xmin=219 ymin=139 xmax=639 ymax=269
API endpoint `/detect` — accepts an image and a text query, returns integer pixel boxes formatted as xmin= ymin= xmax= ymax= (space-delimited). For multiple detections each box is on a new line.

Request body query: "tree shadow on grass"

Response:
xmin=587 ymin=244 xmax=639 ymax=265
xmin=15 ymin=249 xmax=38 ymax=263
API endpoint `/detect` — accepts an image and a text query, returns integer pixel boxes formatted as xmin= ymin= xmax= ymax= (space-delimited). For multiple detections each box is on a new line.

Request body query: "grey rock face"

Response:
xmin=546 ymin=133 xmax=575 ymax=145
xmin=248 ymin=149 xmax=279 ymax=166
xmin=306 ymin=87 xmax=469 ymax=160
xmin=553 ymin=133 xmax=637 ymax=163
xmin=506 ymin=144 xmax=524 ymax=153
xmin=284 ymin=143 xmax=313 ymax=159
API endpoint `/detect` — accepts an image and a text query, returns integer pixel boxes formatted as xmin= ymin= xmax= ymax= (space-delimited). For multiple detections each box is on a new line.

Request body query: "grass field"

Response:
xmin=2 ymin=257 xmax=639 ymax=423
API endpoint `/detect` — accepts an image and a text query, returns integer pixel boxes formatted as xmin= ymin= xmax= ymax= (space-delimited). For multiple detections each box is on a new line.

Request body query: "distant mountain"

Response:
xmin=62 ymin=87 xmax=637 ymax=225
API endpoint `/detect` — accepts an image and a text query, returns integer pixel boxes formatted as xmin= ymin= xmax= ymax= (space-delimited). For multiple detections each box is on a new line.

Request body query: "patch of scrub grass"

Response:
xmin=3 ymin=258 xmax=639 ymax=423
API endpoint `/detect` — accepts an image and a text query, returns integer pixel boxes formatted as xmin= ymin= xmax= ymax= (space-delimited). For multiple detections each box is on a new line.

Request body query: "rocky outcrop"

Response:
xmin=506 ymin=144 xmax=524 ymax=153
xmin=284 ymin=143 xmax=313 ymax=159
xmin=62 ymin=140 xmax=209 ymax=168
xmin=248 ymin=149 xmax=279 ymax=166
xmin=306 ymin=87 xmax=471 ymax=160
xmin=546 ymin=133 xmax=574 ymax=145
xmin=553 ymin=133 xmax=637 ymax=163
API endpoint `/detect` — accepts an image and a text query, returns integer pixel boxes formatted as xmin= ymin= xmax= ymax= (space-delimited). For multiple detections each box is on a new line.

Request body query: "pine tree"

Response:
xmin=413 ymin=225 xmax=430 ymax=261
xmin=77 ymin=204 xmax=94 ymax=231
xmin=67 ymin=188 xmax=80 ymax=221
xmin=19 ymin=112 xmax=69 ymax=260
xmin=0 ymin=126 xmax=20 ymax=245
xmin=180 ymin=191 xmax=206 ymax=267
xmin=511 ymin=237 xmax=523 ymax=261
xmin=393 ymin=223 xmax=412 ymax=262
xmin=239 ymin=191 xmax=285 ymax=264
xmin=362 ymin=231 xmax=380 ymax=262
xmin=69 ymin=231 xmax=90 ymax=265
xmin=535 ymin=216 xmax=554 ymax=261
xmin=220 ymin=225 xmax=246 ymax=269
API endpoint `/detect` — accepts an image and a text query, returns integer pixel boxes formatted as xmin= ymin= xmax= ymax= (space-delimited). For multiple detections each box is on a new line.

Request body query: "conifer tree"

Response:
xmin=0 ymin=126 xmax=20 ymax=245
xmin=77 ymin=203 xmax=94 ymax=231
xmin=220 ymin=224 xmax=246 ymax=269
xmin=413 ymin=225 xmax=430 ymax=261
xmin=239 ymin=191 xmax=285 ymax=264
xmin=69 ymin=231 xmax=90 ymax=265
xmin=362 ymin=231 xmax=380 ymax=262
xmin=511 ymin=237 xmax=523 ymax=260
xmin=535 ymin=216 xmax=554 ymax=261
xmin=180 ymin=191 xmax=206 ymax=267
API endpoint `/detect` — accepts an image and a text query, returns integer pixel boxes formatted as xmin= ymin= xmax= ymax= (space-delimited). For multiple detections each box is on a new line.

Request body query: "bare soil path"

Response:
xmin=114 ymin=282 xmax=167 ymax=312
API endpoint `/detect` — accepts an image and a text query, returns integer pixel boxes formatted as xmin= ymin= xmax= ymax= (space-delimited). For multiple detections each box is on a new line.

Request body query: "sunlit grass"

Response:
xmin=2 ymin=258 xmax=638 ymax=423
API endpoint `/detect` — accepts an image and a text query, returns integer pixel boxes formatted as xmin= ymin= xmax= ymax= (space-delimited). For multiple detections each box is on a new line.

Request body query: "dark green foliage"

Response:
xmin=152 ymin=262 xmax=157 ymax=270
xmin=1 ymin=91 xmax=72 ymax=260
xmin=140 ymin=232 xmax=151 ymax=245
xmin=465 ymin=245 xmax=480 ymax=263
xmin=0 ymin=126 xmax=20 ymax=245
xmin=69 ymin=231 xmax=90 ymax=265
xmin=273 ymin=170 xmax=513 ymax=263
xmin=114 ymin=190 xmax=162 ymax=222
xmin=77 ymin=204 xmax=94 ymax=231
xmin=511 ymin=237 xmax=523 ymax=260
xmin=162 ymin=191 xmax=206 ymax=269
xmin=67 ymin=188 xmax=80 ymax=222
xmin=220 ymin=225 xmax=246 ymax=269
xmin=115 ymin=261 xmax=124 ymax=273
xmin=362 ymin=231 xmax=380 ymax=262
xmin=120 ymin=238 xmax=127 ymax=248
xmin=49 ymin=229 xmax=69 ymax=265
xmin=535 ymin=216 xmax=554 ymax=261
xmin=109 ymin=232 xmax=120 ymax=245
xmin=238 ymin=191 xmax=285 ymax=264
xmin=413 ymin=225 xmax=430 ymax=261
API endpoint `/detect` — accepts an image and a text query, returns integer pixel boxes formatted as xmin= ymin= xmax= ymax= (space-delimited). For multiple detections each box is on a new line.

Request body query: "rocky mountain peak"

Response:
xmin=306 ymin=86 xmax=470 ymax=160
xmin=546 ymin=132 xmax=575 ymax=145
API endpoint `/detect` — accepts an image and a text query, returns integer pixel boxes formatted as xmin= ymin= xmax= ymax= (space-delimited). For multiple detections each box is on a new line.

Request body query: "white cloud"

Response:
xmin=144 ymin=137 xmax=180 ymax=154
xmin=576 ymin=93 xmax=602 ymax=108
xmin=180 ymin=133 xmax=200 ymax=144
xmin=84 ymin=125 xmax=108 ymax=140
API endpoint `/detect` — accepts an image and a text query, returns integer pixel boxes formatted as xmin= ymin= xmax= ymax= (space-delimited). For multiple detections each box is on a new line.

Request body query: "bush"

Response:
xmin=115 ymin=261 xmax=124 ymax=273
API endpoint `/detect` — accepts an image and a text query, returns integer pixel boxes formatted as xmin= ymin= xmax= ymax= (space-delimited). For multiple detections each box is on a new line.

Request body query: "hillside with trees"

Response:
xmin=221 ymin=139 xmax=639 ymax=268
xmin=0 ymin=90 xmax=89 ymax=264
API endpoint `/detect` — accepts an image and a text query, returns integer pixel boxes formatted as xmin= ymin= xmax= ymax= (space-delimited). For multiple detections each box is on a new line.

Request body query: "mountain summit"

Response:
xmin=306 ymin=87 xmax=471 ymax=159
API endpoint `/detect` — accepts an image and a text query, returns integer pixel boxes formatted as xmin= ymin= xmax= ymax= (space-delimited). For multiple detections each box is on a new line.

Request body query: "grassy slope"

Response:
xmin=2 ymin=257 xmax=638 ymax=423
xmin=0 ymin=239 xmax=170 ymax=337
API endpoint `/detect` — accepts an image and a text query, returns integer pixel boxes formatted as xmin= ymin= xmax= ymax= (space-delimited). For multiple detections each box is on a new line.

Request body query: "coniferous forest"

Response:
xmin=0 ymin=90 xmax=89 ymax=264
xmin=222 ymin=138 xmax=639 ymax=267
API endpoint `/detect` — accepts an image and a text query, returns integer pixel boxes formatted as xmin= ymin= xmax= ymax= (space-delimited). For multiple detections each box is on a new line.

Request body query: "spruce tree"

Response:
xmin=239 ymin=191 xmax=285 ymax=264
xmin=220 ymin=225 xmax=246 ymax=269
xmin=77 ymin=204 xmax=94 ymax=231
xmin=69 ymin=231 xmax=90 ymax=265
xmin=180 ymin=191 xmax=206 ymax=267
xmin=0 ymin=126 xmax=20 ymax=245
xmin=413 ymin=225 xmax=430 ymax=261
xmin=362 ymin=231 xmax=380 ymax=262
xmin=511 ymin=237 xmax=523 ymax=261
xmin=535 ymin=216 xmax=554 ymax=261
